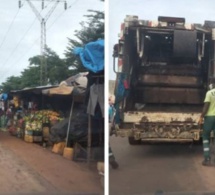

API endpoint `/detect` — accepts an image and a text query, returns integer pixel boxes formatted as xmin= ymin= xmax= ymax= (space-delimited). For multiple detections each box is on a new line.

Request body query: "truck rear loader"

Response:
xmin=113 ymin=15 xmax=215 ymax=144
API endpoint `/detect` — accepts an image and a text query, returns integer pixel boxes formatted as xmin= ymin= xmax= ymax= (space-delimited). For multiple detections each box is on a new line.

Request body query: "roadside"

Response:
xmin=0 ymin=131 xmax=103 ymax=195
xmin=109 ymin=136 xmax=215 ymax=195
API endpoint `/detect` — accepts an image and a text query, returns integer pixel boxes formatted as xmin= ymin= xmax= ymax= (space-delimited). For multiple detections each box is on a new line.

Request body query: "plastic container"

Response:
xmin=24 ymin=135 xmax=33 ymax=143
xmin=52 ymin=142 xmax=66 ymax=155
xmin=42 ymin=126 xmax=49 ymax=140
xmin=63 ymin=147 xmax=73 ymax=160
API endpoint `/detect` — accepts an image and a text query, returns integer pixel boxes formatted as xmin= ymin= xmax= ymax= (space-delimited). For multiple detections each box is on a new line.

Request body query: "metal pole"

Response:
xmin=213 ymin=43 xmax=215 ymax=77
xmin=22 ymin=0 xmax=66 ymax=85
xmin=87 ymin=114 xmax=92 ymax=168
xmin=66 ymin=100 xmax=74 ymax=147
xmin=40 ymin=19 xmax=44 ymax=85
xmin=44 ymin=21 xmax=47 ymax=84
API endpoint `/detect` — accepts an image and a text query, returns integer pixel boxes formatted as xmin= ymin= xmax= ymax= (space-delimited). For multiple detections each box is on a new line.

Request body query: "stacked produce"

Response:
xmin=22 ymin=110 xmax=63 ymax=143
xmin=17 ymin=118 xmax=25 ymax=138
xmin=24 ymin=110 xmax=63 ymax=131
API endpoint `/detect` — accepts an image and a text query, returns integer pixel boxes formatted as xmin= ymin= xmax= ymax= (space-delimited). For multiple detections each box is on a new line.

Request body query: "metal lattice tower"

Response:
xmin=19 ymin=0 xmax=67 ymax=85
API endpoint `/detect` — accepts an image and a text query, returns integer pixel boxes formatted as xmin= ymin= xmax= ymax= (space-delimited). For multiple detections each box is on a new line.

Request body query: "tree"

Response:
xmin=28 ymin=47 xmax=70 ymax=85
xmin=20 ymin=66 xmax=41 ymax=88
xmin=1 ymin=76 xmax=22 ymax=93
xmin=1 ymin=1 xmax=104 ymax=92
xmin=64 ymin=6 xmax=104 ymax=72
xmin=1 ymin=47 xmax=70 ymax=92
xmin=45 ymin=47 xmax=69 ymax=85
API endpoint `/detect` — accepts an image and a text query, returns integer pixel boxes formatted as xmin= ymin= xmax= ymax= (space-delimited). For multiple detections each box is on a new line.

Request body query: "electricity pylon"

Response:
xmin=19 ymin=0 xmax=67 ymax=85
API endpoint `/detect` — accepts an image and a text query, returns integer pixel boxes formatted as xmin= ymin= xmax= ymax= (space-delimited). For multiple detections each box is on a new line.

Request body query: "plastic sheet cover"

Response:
xmin=73 ymin=39 xmax=104 ymax=73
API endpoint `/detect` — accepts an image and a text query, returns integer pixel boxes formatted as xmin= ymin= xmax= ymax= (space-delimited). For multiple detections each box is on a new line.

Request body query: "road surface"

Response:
xmin=0 ymin=131 xmax=103 ymax=195
xmin=109 ymin=136 xmax=215 ymax=195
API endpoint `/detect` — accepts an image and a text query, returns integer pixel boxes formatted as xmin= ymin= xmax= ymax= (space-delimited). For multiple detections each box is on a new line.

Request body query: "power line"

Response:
xmin=8 ymin=37 xmax=40 ymax=69
xmin=0 ymin=37 xmax=41 ymax=83
xmin=47 ymin=0 xmax=79 ymax=30
xmin=13 ymin=0 xmax=79 ymax=65
xmin=0 ymin=17 xmax=38 ymax=79
xmin=23 ymin=0 xmax=67 ymax=85
xmin=0 ymin=0 xmax=79 ymax=83
xmin=0 ymin=2 xmax=53 ymax=81
xmin=0 ymin=9 xmax=20 ymax=50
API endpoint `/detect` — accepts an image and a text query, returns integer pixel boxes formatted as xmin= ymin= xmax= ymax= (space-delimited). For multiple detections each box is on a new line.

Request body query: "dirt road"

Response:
xmin=0 ymin=131 xmax=103 ymax=195
xmin=109 ymin=136 xmax=215 ymax=195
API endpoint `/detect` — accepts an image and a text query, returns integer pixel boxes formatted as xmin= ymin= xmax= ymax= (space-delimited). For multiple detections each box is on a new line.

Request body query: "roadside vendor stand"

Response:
xmin=73 ymin=39 xmax=104 ymax=167
xmin=0 ymin=93 xmax=9 ymax=129
xmin=42 ymin=73 xmax=88 ymax=157
xmin=8 ymin=85 xmax=67 ymax=143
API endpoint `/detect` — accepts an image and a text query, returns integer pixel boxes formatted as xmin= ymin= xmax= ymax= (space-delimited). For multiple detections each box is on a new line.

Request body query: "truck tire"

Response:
xmin=128 ymin=137 xmax=141 ymax=145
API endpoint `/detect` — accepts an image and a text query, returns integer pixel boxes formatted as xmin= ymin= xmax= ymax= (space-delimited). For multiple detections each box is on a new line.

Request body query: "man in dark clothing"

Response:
xmin=109 ymin=94 xmax=119 ymax=169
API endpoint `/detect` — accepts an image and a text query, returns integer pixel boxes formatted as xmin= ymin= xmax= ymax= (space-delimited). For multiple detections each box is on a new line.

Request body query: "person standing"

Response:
xmin=109 ymin=94 xmax=119 ymax=169
xmin=199 ymin=83 xmax=215 ymax=166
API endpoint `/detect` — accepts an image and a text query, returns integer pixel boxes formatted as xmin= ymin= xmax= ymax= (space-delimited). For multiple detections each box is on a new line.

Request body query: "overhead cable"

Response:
xmin=1 ymin=0 xmax=79 ymax=82
xmin=0 ymin=9 xmax=20 ymax=50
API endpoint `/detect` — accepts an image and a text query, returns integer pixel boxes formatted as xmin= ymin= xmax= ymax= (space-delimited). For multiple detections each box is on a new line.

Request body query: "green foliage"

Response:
xmin=45 ymin=47 xmax=69 ymax=85
xmin=1 ymin=76 xmax=22 ymax=93
xmin=1 ymin=47 xmax=70 ymax=92
xmin=20 ymin=66 xmax=41 ymax=88
xmin=64 ymin=8 xmax=104 ymax=72
xmin=1 ymin=1 xmax=104 ymax=93
xmin=28 ymin=47 xmax=71 ymax=85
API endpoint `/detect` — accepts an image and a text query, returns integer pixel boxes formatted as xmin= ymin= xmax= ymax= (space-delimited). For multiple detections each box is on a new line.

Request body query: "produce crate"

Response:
xmin=42 ymin=126 xmax=50 ymax=141
xmin=24 ymin=130 xmax=42 ymax=143
xmin=25 ymin=130 xmax=33 ymax=136
xmin=42 ymin=123 xmax=50 ymax=127
xmin=24 ymin=135 xmax=33 ymax=143
xmin=33 ymin=136 xmax=43 ymax=142
xmin=33 ymin=130 xmax=42 ymax=136
xmin=25 ymin=130 xmax=42 ymax=135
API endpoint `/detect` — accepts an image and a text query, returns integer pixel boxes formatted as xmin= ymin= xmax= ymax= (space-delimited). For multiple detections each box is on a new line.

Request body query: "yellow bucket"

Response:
xmin=97 ymin=162 xmax=104 ymax=173
xmin=63 ymin=147 xmax=73 ymax=160
xmin=52 ymin=142 xmax=66 ymax=155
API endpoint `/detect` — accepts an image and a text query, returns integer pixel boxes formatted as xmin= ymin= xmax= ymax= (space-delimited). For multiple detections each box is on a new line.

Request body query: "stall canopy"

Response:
xmin=42 ymin=83 xmax=74 ymax=95
xmin=42 ymin=72 xmax=88 ymax=96
xmin=10 ymin=85 xmax=57 ymax=96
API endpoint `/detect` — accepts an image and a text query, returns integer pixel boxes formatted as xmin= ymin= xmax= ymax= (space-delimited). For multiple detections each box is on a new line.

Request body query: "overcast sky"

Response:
xmin=108 ymin=0 xmax=215 ymax=80
xmin=0 ymin=0 xmax=104 ymax=84
xmin=3 ymin=1 xmax=215 ymax=84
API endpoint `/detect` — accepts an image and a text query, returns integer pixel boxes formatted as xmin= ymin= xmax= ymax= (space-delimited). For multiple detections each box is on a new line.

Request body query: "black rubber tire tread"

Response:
xmin=128 ymin=137 xmax=141 ymax=145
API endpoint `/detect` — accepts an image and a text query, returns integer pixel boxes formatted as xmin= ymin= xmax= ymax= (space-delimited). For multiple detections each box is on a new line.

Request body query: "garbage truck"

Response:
xmin=112 ymin=15 xmax=215 ymax=145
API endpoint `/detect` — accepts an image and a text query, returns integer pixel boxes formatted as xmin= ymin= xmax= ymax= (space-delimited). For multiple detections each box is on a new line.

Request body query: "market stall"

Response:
xmin=6 ymin=38 xmax=104 ymax=168
xmin=7 ymin=85 xmax=66 ymax=144
xmin=73 ymin=39 xmax=104 ymax=166
xmin=0 ymin=93 xmax=9 ymax=129
xmin=42 ymin=72 xmax=88 ymax=156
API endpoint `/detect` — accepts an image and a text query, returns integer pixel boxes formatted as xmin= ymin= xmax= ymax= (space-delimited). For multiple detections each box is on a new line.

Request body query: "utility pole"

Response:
xmin=19 ymin=0 xmax=67 ymax=85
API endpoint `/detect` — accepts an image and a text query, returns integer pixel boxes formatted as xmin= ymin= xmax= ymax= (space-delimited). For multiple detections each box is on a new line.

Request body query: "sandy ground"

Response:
xmin=0 ymin=131 xmax=103 ymax=195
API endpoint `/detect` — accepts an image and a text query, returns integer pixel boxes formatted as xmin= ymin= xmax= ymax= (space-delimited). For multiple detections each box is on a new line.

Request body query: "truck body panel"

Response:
xmin=113 ymin=15 xmax=215 ymax=143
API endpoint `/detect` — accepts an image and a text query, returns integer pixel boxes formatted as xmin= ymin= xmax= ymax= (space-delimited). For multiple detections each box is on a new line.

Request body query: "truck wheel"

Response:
xmin=128 ymin=137 xmax=141 ymax=145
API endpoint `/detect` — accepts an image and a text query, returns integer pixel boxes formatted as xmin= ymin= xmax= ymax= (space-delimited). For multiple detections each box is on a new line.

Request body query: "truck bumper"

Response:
xmin=116 ymin=128 xmax=201 ymax=142
xmin=115 ymin=111 xmax=202 ymax=142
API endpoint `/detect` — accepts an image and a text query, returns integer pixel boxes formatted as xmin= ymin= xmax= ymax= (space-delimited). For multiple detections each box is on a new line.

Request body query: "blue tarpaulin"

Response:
xmin=0 ymin=93 xmax=8 ymax=101
xmin=73 ymin=39 xmax=104 ymax=73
